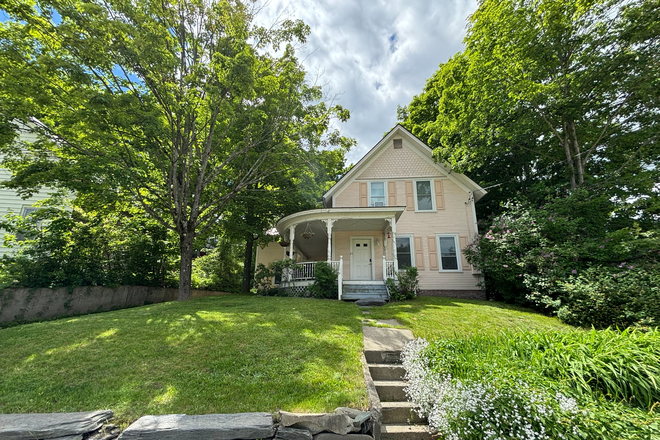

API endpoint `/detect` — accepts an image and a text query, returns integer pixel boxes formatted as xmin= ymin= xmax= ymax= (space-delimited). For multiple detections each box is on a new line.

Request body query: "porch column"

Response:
xmin=325 ymin=218 xmax=334 ymax=262
xmin=390 ymin=216 xmax=399 ymax=273
xmin=288 ymin=225 xmax=295 ymax=260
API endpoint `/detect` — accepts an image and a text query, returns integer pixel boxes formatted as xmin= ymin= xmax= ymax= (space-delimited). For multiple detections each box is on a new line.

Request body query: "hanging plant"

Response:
xmin=301 ymin=222 xmax=315 ymax=239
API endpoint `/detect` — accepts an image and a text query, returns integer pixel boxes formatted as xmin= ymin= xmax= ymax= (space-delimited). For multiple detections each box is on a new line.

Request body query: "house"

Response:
xmin=255 ymin=124 xmax=486 ymax=300
xmin=0 ymin=128 xmax=54 ymax=256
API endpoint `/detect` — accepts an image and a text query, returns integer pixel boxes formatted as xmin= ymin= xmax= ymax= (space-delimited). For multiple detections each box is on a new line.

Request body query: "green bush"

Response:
xmin=253 ymin=259 xmax=298 ymax=294
xmin=310 ymin=261 xmax=338 ymax=299
xmin=191 ymin=240 xmax=243 ymax=293
xmin=462 ymin=192 xmax=660 ymax=328
xmin=403 ymin=329 xmax=660 ymax=440
xmin=557 ymin=265 xmax=660 ymax=329
xmin=387 ymin=266 xmax=419 ymax=301
xmin=0 ymin=206 xmax=177 ymax=288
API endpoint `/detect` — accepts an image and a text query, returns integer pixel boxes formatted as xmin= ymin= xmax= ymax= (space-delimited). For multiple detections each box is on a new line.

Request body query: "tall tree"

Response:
xmin=401 ymin=0 xmax=659 ymax=220
xmin=0 ymin=0 xmax=350 ymax=299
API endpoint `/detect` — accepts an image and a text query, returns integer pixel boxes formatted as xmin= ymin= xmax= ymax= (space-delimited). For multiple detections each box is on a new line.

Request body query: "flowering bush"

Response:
xmin=462 ymin=192 xmax=660 ymax=328
xmin=402 ymin=330 xmax=660 ymax=440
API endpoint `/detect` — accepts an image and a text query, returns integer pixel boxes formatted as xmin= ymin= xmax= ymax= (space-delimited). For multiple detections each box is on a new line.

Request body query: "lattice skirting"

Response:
xmin=282 ymin=285 xmax=313 ymax=297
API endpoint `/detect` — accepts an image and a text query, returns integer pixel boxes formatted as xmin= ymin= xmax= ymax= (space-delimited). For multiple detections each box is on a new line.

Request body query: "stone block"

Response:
xmin=279 ymin=412 xmax=354 ymax=435
xmin=118 ymin=413 xmax=275 ymax=440
xmin=314 ymin=434 xmax=373 ymax=440
xmin=0 ymin=410 xmax=113 ymax=440
xmin=334 ymin=408 xmax=362 ymax=419
xmin=275 ymin=426 xmax=314 ymax=440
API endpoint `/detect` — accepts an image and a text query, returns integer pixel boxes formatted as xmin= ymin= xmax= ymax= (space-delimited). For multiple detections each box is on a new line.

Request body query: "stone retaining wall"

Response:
xmin=0 ymin=285 xmax=230 ymax=326
xmin=0 ymin=409 xmax=376 ymax=440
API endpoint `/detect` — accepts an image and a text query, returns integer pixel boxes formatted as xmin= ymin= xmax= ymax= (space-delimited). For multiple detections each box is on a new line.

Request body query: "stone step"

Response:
xmin=369 ymin=364 xmax=406 ymax=381
xmin=374 ymin=380 xmax=408 ymax=402
xmin=381 ymin=402 xmax=427 ymax=425
xmin=364 ymin=350 xmax=402 ymax=364
xmin=380 ymin=424 xmax=432 ymax=440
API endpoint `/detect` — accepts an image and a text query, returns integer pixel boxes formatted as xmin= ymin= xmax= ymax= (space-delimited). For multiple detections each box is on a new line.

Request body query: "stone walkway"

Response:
xmin=362 ymin=322 xmax=431 ymax=440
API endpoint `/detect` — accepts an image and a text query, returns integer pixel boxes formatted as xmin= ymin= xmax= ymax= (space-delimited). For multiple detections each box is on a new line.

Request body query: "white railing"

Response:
xmin=293 ymin=262 xmax=316 ymax=280
xmin=330 ymin=260 xmax=341 ymax=272
xmin=338 ymin=256 xmax=343 ymax=300
xmin=385 ymin=260 xmax=396 ymax=279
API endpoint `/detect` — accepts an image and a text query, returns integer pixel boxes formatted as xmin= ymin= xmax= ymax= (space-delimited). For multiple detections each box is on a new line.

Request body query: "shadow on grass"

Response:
xmin=0 ymin=295 xmax=368 ymax=425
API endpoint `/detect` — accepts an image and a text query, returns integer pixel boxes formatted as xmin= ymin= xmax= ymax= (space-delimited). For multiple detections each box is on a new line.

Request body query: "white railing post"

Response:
xmin=338 ymin=255 xmax=343 ymax=300
xmin=382 ymin=255 xmax=387 ymax=280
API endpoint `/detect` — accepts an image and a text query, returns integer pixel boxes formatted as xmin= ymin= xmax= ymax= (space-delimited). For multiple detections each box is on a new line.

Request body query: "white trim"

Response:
xmin=395 ymin=233 xmax=415 ymax=268
xmin=368 ymin=181 xmax=387 ymax=207
xmin=277 ymin=206 xmax=405 ymax=234
xmin=435 ymin=233 xmax=463 ymax=272
xmin=331 ymin=230 xmax=336 ymax=261
xmin=349 ymin=236 xmax=375 ymax=280
xmin=413 ymin=179 xmax=435 ymax=212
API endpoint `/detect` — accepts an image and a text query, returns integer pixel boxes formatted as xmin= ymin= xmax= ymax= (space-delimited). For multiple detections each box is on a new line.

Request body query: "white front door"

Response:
xmin=351 ymin=238 xmax=373 ymax=280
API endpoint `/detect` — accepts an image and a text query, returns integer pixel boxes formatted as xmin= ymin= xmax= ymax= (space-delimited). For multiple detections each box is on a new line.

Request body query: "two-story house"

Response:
xmin=255 ymin=124 xmax=486 ymax=300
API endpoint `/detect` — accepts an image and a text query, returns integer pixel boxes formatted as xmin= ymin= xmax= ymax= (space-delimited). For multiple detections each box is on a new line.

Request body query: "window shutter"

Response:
xmin=405 ymin=181 xmax=414 ymax=210
xmin=458 ymin=235 xmax=470 ymax=270
xmin=359 ymin=182 xmax=368 ymax=207
xmin=434 ymin=180 xmax=445 ymax=210
xmin=388 ymin=181 xmax=397 ymax=206
xmin=427 ymin=236 xmax=438 ymax=270
xmin=414 ymin=236 xmax=424 ymax=270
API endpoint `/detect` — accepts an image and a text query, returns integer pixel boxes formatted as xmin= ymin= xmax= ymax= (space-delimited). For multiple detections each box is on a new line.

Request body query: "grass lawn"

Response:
xmin=0 ymin=294 xmax=569 ymax=426
xmin=364 ymin=296 xmax=570 ymax=339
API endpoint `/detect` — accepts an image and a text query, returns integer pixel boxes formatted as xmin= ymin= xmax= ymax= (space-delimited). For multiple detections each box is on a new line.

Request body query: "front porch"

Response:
xmin=269 ymin=207 xmax=405 ymax=300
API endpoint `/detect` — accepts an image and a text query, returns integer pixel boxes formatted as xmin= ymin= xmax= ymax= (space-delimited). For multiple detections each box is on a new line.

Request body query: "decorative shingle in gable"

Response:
xmin=356 ymin=141 xmax=440 ymax=180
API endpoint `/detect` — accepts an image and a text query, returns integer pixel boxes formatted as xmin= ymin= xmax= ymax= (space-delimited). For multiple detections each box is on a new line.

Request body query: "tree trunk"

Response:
xmin=178 ymin=231 xmax=195 ymax=301
xmin=562 ymin=120 xmax=577 ymax=189
xmin=242 ymin=236 xmax=254 ymax=293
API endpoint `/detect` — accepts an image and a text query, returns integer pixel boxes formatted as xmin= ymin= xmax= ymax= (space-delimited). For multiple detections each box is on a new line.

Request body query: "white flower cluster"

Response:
xmin=400 ymin=338 xmax=581 ymax=440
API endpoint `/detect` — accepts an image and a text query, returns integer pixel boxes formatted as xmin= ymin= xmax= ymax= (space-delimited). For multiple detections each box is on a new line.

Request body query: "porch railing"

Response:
xmin=383 ymin=256 xmax=396 ymax=279
xmin=286 ymin=259 xmax=343 ymax=300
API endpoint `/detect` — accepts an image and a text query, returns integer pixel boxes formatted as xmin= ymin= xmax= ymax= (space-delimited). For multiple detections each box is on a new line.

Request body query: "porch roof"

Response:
xmin=277 ymin=207 xmax=405 ymax=261
xmin=277 ymin=206 xmax=405 ymax=234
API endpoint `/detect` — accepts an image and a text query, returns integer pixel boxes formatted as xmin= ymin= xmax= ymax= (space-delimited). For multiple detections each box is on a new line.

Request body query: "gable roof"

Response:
xmin=323 ymin=124 xmax=486 ymax=204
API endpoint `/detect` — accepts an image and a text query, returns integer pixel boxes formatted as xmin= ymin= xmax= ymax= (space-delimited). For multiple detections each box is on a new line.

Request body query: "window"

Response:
xmin=21 ymin=206 xmax=38 ymax=218
xmin=438 ymin=235 xmax=460 ymax=270
xmin=369 ymin=181 xmax=386 ymax=207
xmin=415 ymin=180 xmax=434 ymax=211
xmin=396 ymin=235 xmax=414 ymax=268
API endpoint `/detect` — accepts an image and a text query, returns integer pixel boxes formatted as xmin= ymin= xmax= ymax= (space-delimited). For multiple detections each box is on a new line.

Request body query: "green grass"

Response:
xmin=0 ymin=295 xmax=368 ymax=426
xmin=364 ymin=296 xmax=570 ymax=339
xmin=0 ymin=294 xmax=568 ymax=426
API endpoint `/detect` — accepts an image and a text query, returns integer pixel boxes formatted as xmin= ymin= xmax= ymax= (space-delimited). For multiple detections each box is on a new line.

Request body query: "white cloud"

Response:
xmin=256 ymin=0 xmax=478 ymax=163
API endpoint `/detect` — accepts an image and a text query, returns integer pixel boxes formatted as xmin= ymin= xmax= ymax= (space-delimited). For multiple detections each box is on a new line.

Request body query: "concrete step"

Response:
xmin=342 ymin=292 xmax=388 ymax=300
xmin=369 ymin=363 xmax=406 ymax=381
xmin=380 ymin=424 xmax=432 ymax=440
xmin=374 ymin=380 xmax=408 ymax=402
xmin=381 ymin=402 xmax=427 ymax=425
xmin=364 ymin=350 xmax=403 ymax=364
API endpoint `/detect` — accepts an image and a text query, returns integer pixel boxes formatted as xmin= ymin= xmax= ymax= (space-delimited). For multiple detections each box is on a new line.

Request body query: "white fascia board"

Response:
xmin=276 ymin=206 xmax=405 ymax=234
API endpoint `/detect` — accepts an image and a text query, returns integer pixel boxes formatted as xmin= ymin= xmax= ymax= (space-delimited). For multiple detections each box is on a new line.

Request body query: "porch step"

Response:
xmin=342 ymin=283 xmax=388 ymax=301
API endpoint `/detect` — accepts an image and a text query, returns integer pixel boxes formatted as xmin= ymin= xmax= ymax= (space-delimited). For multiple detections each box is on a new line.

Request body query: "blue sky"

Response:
xmin=256 ymin=0 xmax=478 ymax=163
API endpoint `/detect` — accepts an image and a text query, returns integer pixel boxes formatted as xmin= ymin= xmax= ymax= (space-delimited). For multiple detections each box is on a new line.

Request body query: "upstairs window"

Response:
xmin=415 ymin=180 xmax=434 ymax=211
xmin=369 ymin=181 xmax=386 ymax=207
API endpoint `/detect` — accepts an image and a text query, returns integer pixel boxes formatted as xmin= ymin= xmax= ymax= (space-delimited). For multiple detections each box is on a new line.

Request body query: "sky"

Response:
xmin=256 ymin=0 xmax=478 ymax=163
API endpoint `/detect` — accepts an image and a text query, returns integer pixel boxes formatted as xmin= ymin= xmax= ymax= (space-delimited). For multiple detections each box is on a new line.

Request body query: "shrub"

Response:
xmin=310 ymin=261 xmax=338 ymax=299
xmin=556 ymin=265 xmax=660 ymax=329
xmin=387 ymin=266 xmax=419 ymax=301
xmin=401 ymin=329 xmax=660 ymax=440
xmin=0 ymin=206 xmax=177 ymax=288
xmin=462 ymin=192 xmax=660 ymax=328
xmin=253 ymin=259 xmax=299 ymax=295
xmin=191 ymin=240 xmax=243 ymax=293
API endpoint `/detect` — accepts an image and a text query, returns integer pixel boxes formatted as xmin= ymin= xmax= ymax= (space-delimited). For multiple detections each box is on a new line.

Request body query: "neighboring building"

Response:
xmin=0 ymin=129 xmax=53 ymax=256
xmin=255 ymin=124 xmax=486 ymax=300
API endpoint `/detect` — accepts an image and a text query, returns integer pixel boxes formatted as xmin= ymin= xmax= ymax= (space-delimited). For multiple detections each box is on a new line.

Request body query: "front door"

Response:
xmin=351 ymin=238 xmax=372 ymax=280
